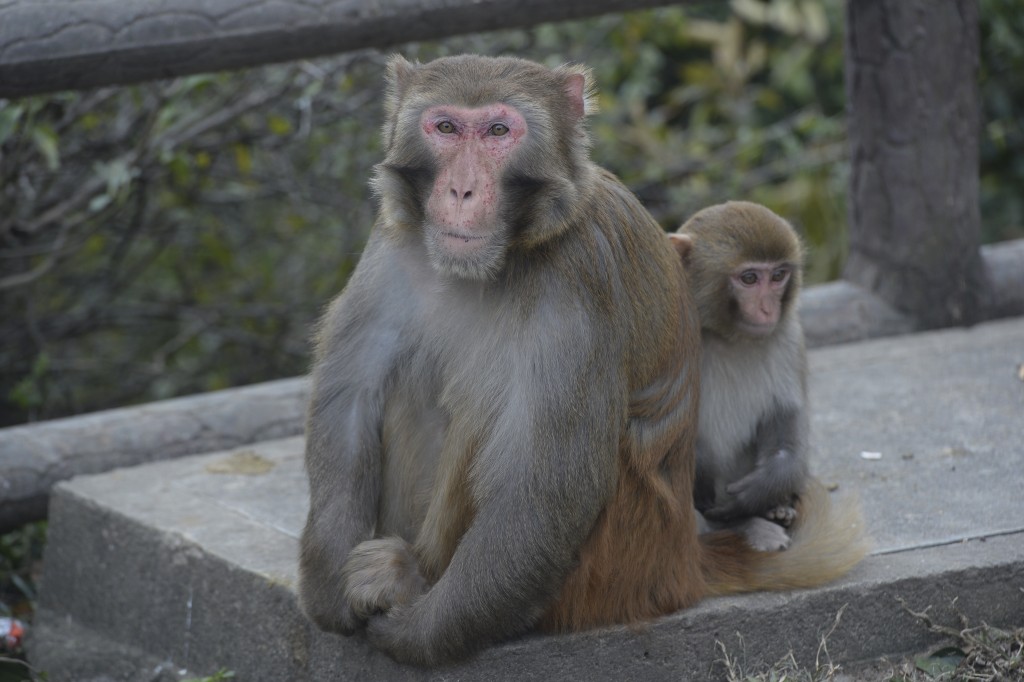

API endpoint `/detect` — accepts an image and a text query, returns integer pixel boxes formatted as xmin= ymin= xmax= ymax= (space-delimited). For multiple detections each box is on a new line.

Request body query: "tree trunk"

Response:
xmin=843 ymin=0 xmax=988 ymax=329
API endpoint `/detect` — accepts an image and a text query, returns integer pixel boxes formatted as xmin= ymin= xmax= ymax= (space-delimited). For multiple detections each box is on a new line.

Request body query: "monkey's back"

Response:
xmin=541 ymin=169 xmax=706 ymax=631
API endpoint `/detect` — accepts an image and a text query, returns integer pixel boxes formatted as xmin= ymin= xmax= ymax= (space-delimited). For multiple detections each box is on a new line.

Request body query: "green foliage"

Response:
xmin=0 ymin=56 xmax=384 ymax=424
xmin=183 ymin=670 xmax=235 ymax=682
xmin=979 ymin=0 xmax=1024 ymax=243
xmin=0 ymin=522 xmax=46 ymax=619
xmin=0 ymin=1 xmax=1020 ymax=425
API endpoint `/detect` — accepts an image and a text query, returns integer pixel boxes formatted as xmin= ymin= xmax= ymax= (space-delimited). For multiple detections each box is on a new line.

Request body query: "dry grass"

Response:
xmin=882 ymin=598 xmax=1024 ymax=682
xmin=713 ymin=599 xmax=1024 ymax=682
xmin=715 ymin=605 xmax=847 ymax=682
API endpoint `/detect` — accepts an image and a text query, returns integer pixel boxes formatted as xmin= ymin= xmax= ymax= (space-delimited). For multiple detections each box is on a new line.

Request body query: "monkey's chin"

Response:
xmin=425 ymin=227 xmax=506 ymax=281
xmin=735 ymin=321 xmax=777 ymax=339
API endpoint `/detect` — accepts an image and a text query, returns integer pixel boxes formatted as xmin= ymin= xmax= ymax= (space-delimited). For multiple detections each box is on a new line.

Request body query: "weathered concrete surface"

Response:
xmin=28 ymin=316 xmax=1024 ymax=680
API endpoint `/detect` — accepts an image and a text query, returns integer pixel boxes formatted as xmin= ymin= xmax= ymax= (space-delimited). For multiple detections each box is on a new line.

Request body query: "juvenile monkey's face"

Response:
xmin=419 ymin=103 xmax=528 ymax=280
xmin=728 ymin=262 xmax=792 ymax=338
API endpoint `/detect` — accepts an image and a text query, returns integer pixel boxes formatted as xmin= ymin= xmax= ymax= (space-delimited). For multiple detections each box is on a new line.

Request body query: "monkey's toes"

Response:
xmin=764 ymin=504 xmax=797 ymax=527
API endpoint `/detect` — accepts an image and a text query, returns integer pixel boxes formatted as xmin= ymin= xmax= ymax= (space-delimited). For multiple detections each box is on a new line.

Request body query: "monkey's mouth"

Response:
xmin=439 ymin=229 xmax=491 ymax=255
xmin=735 ymin=321 xmax=776 ymax=338
xmin=441 ymin=230 xmax=486 ymax=243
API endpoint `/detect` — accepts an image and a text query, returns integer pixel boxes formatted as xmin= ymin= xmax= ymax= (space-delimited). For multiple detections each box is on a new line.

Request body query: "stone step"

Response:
xmin=29 ymin=317 xmax=1024 ymax=681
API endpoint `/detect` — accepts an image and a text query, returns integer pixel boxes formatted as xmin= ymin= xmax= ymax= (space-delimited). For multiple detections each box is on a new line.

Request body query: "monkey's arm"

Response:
xmin=298 ymin=237 xmax=409 ymax=635
xmin=692 ymin=438 xmax=718 ymax=514
xmin=365 ymin=315 xmax=619 ymax=665
xmin=704 ymin=402 xmax=808 ymax=522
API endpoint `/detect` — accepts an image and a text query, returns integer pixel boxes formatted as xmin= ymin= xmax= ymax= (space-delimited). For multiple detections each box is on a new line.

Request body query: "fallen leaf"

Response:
xmin=205 ymin=450 xmax=275 ymax=475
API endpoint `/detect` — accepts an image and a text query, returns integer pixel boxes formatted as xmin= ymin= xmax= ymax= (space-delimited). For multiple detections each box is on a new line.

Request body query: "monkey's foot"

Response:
xmin=343 ymin=537 xmax=428 ymax=619
xmin=764 ymin=504 xmax=798 ymax=528
xmin=742 ymin=517 xmax=791 ymax=551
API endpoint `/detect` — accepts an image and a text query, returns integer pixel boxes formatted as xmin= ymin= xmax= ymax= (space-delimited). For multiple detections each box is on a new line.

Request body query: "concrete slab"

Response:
xmin=29 ymin=317 xmax=1024 ymax=680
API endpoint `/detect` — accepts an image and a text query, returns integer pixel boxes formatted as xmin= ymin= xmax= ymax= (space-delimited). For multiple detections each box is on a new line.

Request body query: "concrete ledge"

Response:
xmin=29 ymin=316 xmax=1024 ymax=679
xmin=30 ymin=442 xmax=1024 ymax=680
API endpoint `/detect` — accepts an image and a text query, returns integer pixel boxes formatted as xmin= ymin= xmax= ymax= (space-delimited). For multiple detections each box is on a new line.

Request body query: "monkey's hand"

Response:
xmin=705 ymin=449 xmax=799 ymax=521
xmin=343 ymin=537 xmax=428 ymax=622
xmin=364 ymin=598 xmax=459 ymax=668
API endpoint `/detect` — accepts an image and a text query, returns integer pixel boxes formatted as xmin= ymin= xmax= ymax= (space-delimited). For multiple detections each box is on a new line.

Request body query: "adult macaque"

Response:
xmin=299 ymin=56 xmax=867 ymax=667
xmin=669 ymin=201 xmax=809 ymax=551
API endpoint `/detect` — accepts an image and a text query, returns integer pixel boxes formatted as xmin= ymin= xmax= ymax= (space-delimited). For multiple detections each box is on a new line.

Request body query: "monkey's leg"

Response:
xmin=740 ymin=516 xmax=791 ymax=552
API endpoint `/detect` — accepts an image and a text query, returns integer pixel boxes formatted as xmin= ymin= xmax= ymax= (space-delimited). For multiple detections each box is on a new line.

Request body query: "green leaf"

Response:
xmin=267 ymin=114 xmax=293 ymax=136
xmin=88 ymin=193 xmax=113 ymax=212
xmin=31 ymin=125 xmax=60 ymax=170
xmin=0 ymin=103 xmax=24 ymax=145
xmin=233 ymin=144 xmax=252 ymax=175
xmin=915 ymin=646 xmax=965 ymax=676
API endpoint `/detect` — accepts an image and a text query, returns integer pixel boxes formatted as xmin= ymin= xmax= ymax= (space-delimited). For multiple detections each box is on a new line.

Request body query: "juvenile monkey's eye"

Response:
xmin=740 ymin=271 xmax=759 ymax=286
xmin=490 ymin=123 xmax=510 ymax=136
xmin=771 ymin=268 xmax=789 ymax=282
xmin=437 ymin=121 xmax=456 ymax=134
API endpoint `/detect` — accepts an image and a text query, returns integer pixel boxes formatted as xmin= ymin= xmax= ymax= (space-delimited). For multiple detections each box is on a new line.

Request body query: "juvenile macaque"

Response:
xmin=299 ymin=56 xmax=867 ymax=667
xmin=670 ymin=201 xmax=809 ymax=551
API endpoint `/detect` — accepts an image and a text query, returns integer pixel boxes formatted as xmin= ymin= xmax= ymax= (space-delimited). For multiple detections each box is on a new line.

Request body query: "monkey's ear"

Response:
xmin=668 ymin=233 xmax=694 ymax=262
xmin=559 ymin=66 xmax=596 ymax=120
xmin=384 ymin=55 xmax=417 ymax=120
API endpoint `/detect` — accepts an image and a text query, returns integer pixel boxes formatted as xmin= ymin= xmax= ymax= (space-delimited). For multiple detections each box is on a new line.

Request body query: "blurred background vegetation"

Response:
xmin=0 ymin=0 xmax=1021 ymax=429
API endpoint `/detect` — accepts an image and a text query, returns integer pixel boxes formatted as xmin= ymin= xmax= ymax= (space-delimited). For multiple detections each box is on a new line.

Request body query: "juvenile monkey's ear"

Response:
xmin=668 ymin=232 xmax=694 ymax=262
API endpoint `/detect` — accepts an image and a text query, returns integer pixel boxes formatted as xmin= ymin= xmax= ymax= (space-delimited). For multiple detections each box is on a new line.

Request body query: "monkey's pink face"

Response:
xmin=730 ymin=262 xmax=792 ymax=337
xmin=420 ymin=104 xmax=527 ymax=279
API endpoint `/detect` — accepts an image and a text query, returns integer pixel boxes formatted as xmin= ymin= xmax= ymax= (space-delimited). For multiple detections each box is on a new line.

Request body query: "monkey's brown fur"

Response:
xmin=668 ymin=200 xmax=867 ymax=556
xmin=299 ymin=56 xmax=869 ymax=666
xmin=678 ymin=200 xmax=804 ymax=341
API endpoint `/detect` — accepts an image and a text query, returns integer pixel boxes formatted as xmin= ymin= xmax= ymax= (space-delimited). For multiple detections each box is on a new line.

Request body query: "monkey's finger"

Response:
xmin=725 ymin=478 xmax=756 ymax=497
xmin=725 ymin=466 xmax=773 ymax=497
xmin=335 ymin=603 xmax=366 ymax=635
xmin=703 ymin=503 xmax=743 ymax=521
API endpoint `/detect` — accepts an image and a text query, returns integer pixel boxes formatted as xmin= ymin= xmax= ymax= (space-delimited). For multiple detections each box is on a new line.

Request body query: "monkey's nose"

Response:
xmin=449 ymin=188 xmax=474 ymax=205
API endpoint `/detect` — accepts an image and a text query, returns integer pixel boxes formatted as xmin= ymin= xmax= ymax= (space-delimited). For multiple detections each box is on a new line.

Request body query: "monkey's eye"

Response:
xmin=489 ymin=123 xmax=510 ymax=136
xmin=771 ymin=268 xmax=789 ymax=283
xmin=436 ymin=121 xmax=456 ymax=134
xmin=739 ymin=271 xmax=759 ymax=286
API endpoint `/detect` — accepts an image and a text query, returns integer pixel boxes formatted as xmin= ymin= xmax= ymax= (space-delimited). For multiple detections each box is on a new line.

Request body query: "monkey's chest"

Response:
xmin=697 ymin=343 xmax=796 ymax=467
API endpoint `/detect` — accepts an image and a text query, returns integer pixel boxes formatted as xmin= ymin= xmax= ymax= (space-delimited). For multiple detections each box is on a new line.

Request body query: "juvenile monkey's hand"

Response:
xmin=706 ymin=448 xmax=799 ymax=521
xmin=343 ymin=537 xmax=428 ymax=621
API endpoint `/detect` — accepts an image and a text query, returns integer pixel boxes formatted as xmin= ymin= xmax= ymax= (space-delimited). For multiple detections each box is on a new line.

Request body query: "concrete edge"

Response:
xmin=30 ymin=477 xmax=1024 ymax=681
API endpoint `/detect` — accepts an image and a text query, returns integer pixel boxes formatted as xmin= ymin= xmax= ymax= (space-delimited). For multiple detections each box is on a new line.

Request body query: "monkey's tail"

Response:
xmin=699 ymin=478 xmax=871 ymax=595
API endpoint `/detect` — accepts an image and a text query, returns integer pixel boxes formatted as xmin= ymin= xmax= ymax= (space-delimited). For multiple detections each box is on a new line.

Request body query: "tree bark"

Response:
xmin=843 ymin=0 xmax=988 ymax=329
xmin=0 ymin=0 xmax=686 ymax=98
